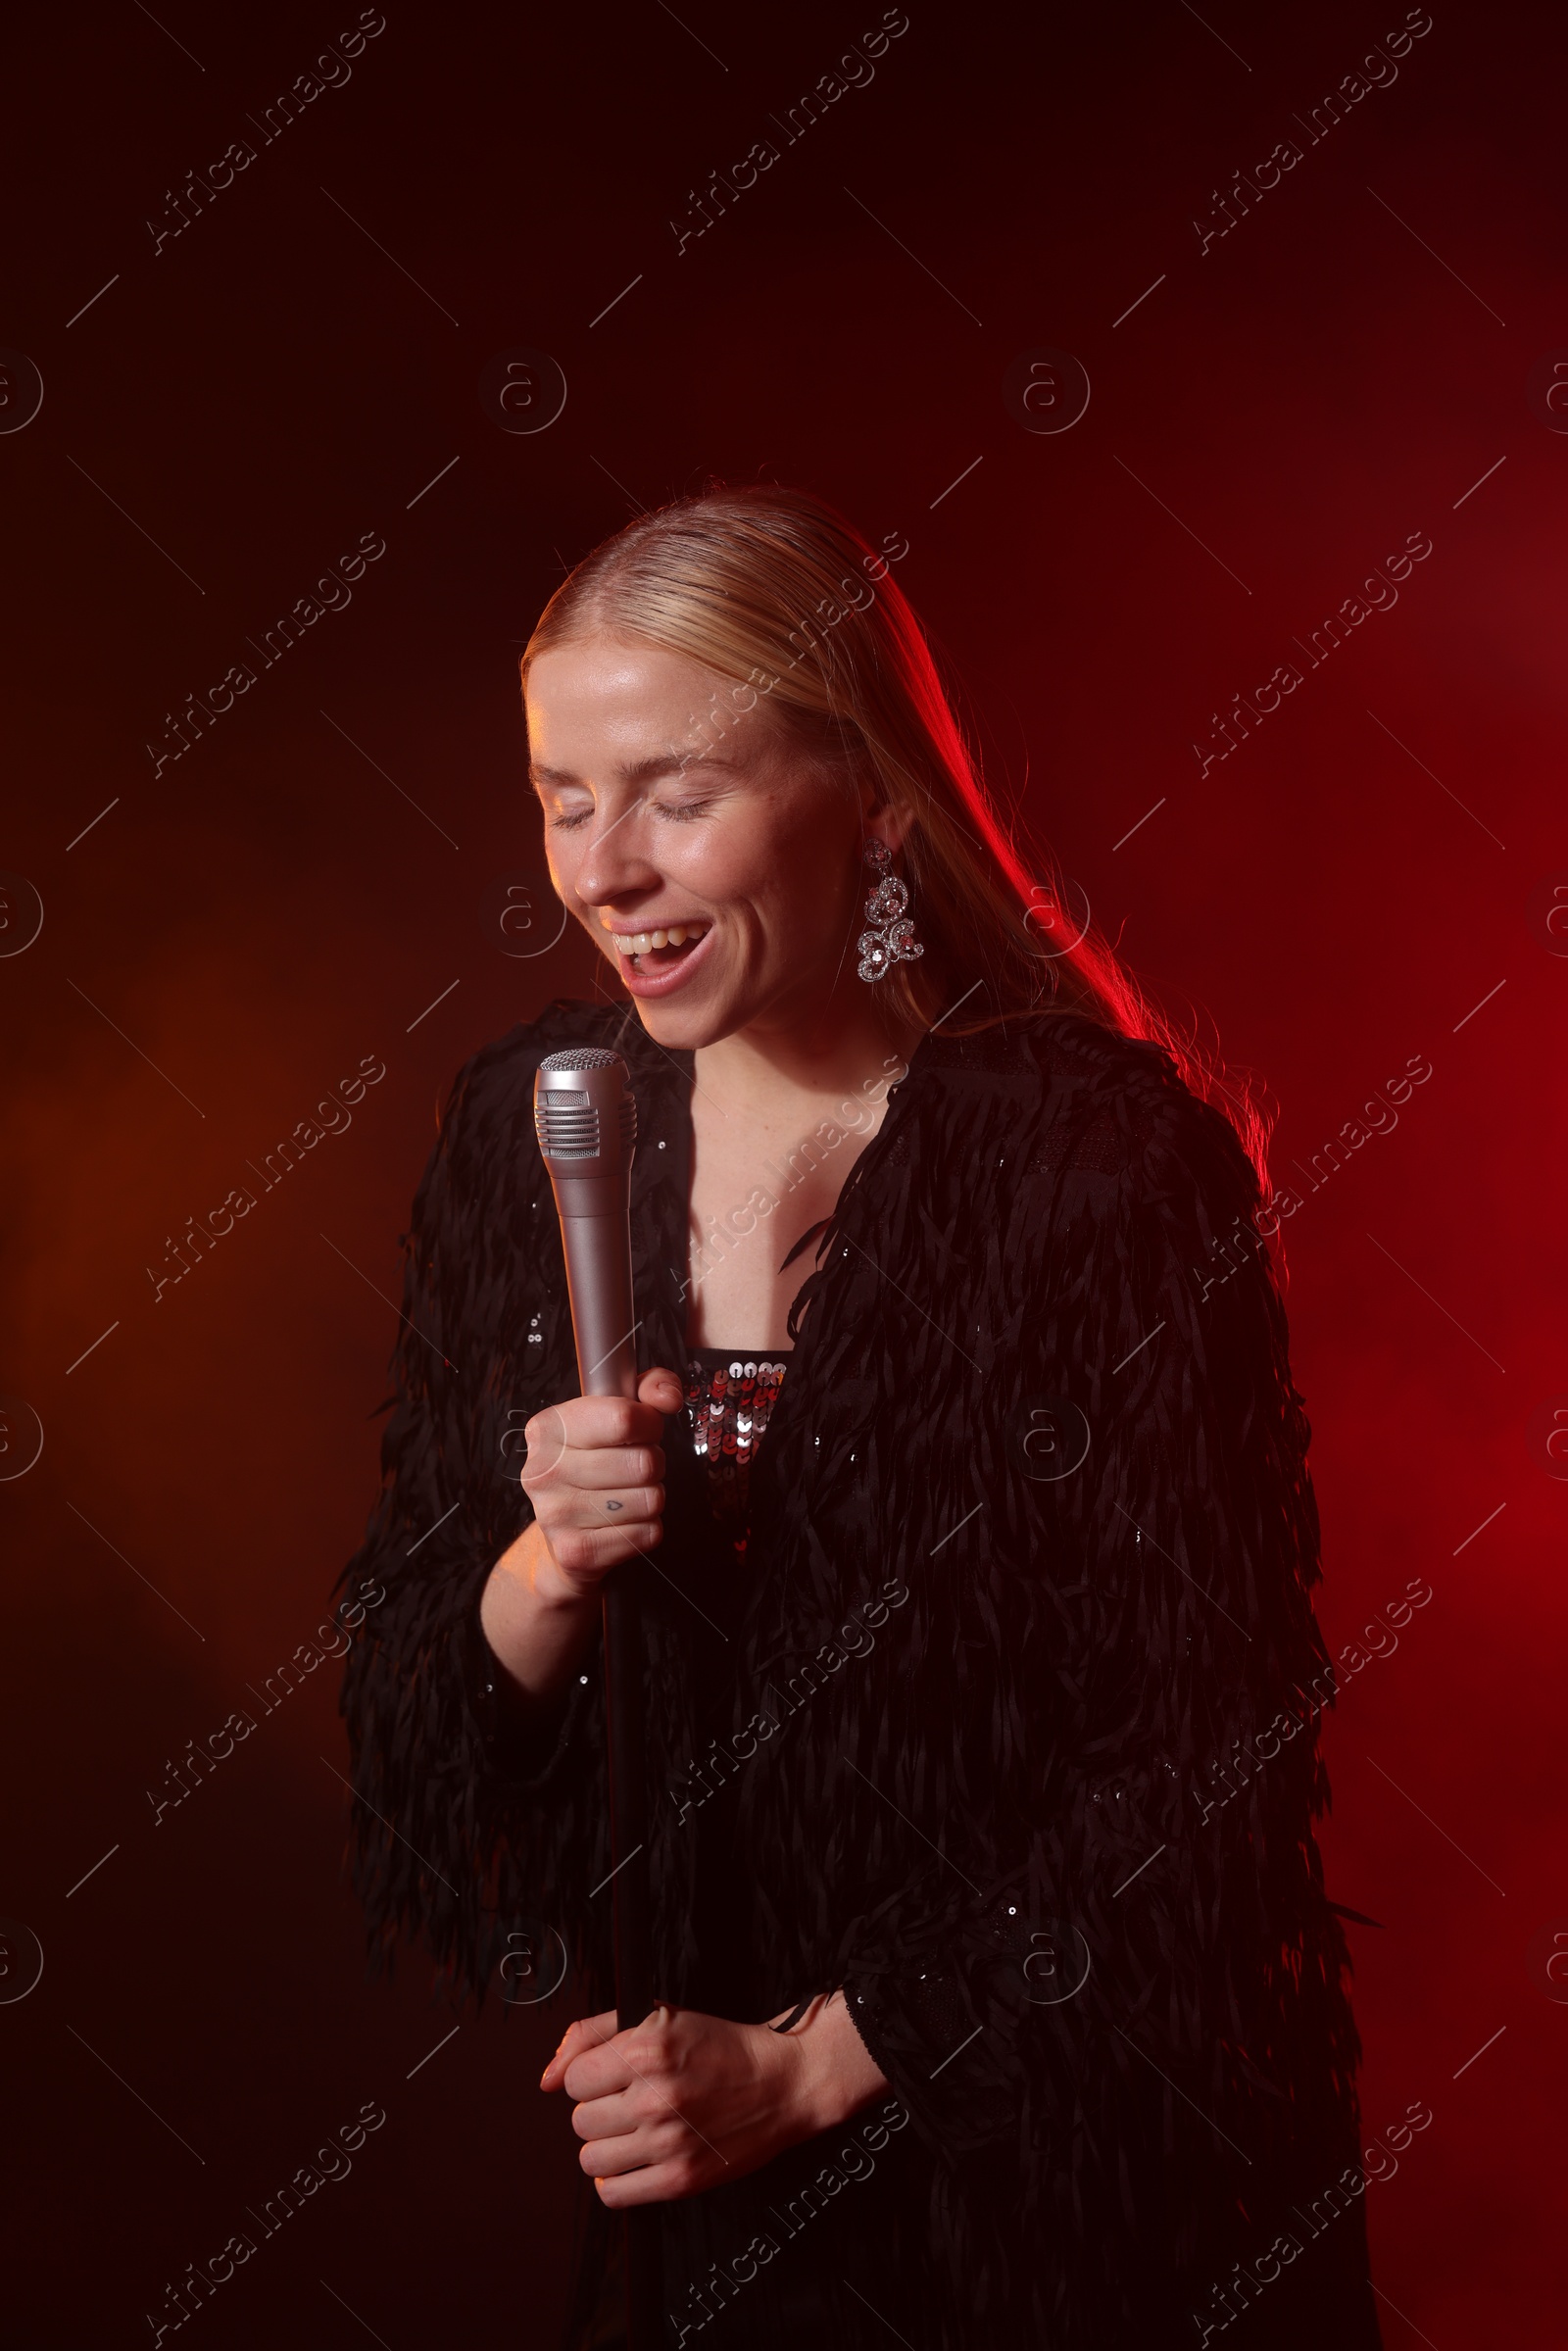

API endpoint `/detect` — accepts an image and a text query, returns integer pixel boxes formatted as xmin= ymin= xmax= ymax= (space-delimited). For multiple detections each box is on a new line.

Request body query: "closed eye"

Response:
xmin=547 ymin=797 xmax=715 ymax=831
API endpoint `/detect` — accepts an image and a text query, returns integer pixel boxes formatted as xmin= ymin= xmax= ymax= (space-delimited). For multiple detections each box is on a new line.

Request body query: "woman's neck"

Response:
xmin=682 ymin=996 xmax=926 ymax=1353
xmin=691 ymin=995 xmax=926 ymax=1128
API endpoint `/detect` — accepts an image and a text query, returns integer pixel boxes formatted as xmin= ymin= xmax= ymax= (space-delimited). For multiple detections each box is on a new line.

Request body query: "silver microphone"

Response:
xmin=532 ymin=1048 xmax=639 ymax=1400
xmin=535 ymin=1047 xmax=660 ymax=2335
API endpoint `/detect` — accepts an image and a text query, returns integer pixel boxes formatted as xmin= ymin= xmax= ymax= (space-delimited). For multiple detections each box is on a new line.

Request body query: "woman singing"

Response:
xmin=336 ymin=487 xmax=1383 ymax=2348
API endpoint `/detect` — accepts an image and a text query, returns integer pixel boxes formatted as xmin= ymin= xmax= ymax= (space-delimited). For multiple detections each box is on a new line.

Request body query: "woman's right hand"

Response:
xmin=480 ymin=1366 xmax=686 ymax=1703
xmin=517 ymin=1365 xmax=686 ymax=1598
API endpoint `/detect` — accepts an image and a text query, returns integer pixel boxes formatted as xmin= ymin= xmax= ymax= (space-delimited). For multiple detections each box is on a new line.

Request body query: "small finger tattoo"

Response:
xmin=605 ymin=1499 xmax=623 ymax=1513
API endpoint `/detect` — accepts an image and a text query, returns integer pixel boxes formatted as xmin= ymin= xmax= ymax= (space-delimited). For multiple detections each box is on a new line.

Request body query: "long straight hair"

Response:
xmin=521 ymin=484 xmax=1272 ymax=1187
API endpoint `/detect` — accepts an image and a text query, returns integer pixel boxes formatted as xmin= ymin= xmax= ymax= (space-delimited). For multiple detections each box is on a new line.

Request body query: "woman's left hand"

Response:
xmin=539 ymin=1992 xmax=889 ymax=2206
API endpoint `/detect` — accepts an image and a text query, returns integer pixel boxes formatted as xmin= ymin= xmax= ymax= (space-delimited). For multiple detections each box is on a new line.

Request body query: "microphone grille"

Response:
xmin=539 ymin=1048 xmax=623 ymax=1071
xmin=534 ymin=1048 xmax=637 ymax=1161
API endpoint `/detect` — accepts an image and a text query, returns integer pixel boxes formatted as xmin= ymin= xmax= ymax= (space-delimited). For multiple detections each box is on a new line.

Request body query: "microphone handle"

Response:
xmin=557 ymin=1187 xmax=640 ymax=1405
xmin=605 ymin=1575 xmax=661 ymax=2348
xmin=557 ymin=1200 xmax=652 ymax=2024
xmin=556 ymin=1194 xmax=662 ymax=2348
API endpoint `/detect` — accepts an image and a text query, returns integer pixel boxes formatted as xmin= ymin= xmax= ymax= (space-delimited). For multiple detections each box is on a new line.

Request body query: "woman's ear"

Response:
xmin=861 ymin=795 xmax=915 ymax=857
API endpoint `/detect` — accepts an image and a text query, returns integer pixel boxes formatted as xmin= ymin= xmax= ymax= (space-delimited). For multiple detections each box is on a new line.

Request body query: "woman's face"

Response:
xmin=526 ymin=634 xmax=892 ymax=1052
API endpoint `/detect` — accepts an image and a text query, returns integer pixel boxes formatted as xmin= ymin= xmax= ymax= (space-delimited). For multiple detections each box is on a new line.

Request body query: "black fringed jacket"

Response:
xmin=336 ymin=997 xmax=1384 ymax=2351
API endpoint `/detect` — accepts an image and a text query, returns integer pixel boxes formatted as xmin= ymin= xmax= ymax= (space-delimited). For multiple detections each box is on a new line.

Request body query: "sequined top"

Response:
xmin=683 ymin=1346 xmax=791 ymax=1552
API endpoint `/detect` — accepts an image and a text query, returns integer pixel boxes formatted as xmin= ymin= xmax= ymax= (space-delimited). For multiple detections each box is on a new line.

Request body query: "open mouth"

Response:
xmin=609 ymin=922 xmax=711 ymax=975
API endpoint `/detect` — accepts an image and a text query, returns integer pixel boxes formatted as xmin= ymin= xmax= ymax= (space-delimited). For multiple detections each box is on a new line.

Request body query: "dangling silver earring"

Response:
xmin=857 ymin=836 xmax=924 ymax=983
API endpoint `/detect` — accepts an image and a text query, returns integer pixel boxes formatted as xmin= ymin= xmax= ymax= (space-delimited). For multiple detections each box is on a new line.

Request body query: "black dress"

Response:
xmin=336 ymin=997 xmax=1385 ymax=2351
xmin=569 ymin=1345 xmax=941 ymax=2351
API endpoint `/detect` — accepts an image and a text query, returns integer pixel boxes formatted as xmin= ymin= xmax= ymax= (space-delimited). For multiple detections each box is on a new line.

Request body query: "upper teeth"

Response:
xmin=610 ymin=923 xmax=708 ymax=957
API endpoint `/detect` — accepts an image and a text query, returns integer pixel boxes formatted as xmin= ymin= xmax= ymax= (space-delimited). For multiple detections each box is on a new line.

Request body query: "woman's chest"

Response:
xmin=683 ymin=1114 xmax=884 ymax=1351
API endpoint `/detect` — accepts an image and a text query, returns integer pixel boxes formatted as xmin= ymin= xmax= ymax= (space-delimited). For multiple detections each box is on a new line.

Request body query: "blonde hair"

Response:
xmin=521 ymin=484 xmax=1272 ymax=1186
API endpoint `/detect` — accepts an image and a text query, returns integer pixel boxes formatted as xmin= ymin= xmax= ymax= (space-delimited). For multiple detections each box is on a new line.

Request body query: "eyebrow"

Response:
xmin=528 ymin=753 xmax=748 ymax=792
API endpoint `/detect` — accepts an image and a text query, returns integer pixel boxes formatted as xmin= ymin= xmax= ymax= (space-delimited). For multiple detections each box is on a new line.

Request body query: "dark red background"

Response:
xmin=3 ymin=1 xmax=1562 ymax=2341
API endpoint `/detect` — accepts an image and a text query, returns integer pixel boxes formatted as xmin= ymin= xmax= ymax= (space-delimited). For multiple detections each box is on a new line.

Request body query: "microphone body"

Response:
xmin=533 ymin=1048 xmax=661 ymax=2348
xmin=534 ymin=1053 xmax=641 ymax=1403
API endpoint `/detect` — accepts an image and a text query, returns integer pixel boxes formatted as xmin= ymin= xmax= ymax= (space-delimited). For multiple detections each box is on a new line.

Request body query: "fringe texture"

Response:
xmin=335 ymin=999 xmax=1380 ymax=2350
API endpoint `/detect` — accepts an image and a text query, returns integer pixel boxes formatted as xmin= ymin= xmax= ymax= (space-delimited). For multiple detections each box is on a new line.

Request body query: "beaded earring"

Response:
xmin=857 ymin=835 xmax=924 ymax=983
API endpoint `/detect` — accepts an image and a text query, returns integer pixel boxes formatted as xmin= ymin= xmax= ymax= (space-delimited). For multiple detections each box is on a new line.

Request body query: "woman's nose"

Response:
xmin=576 ymin=808 xmax=659 ymax=904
